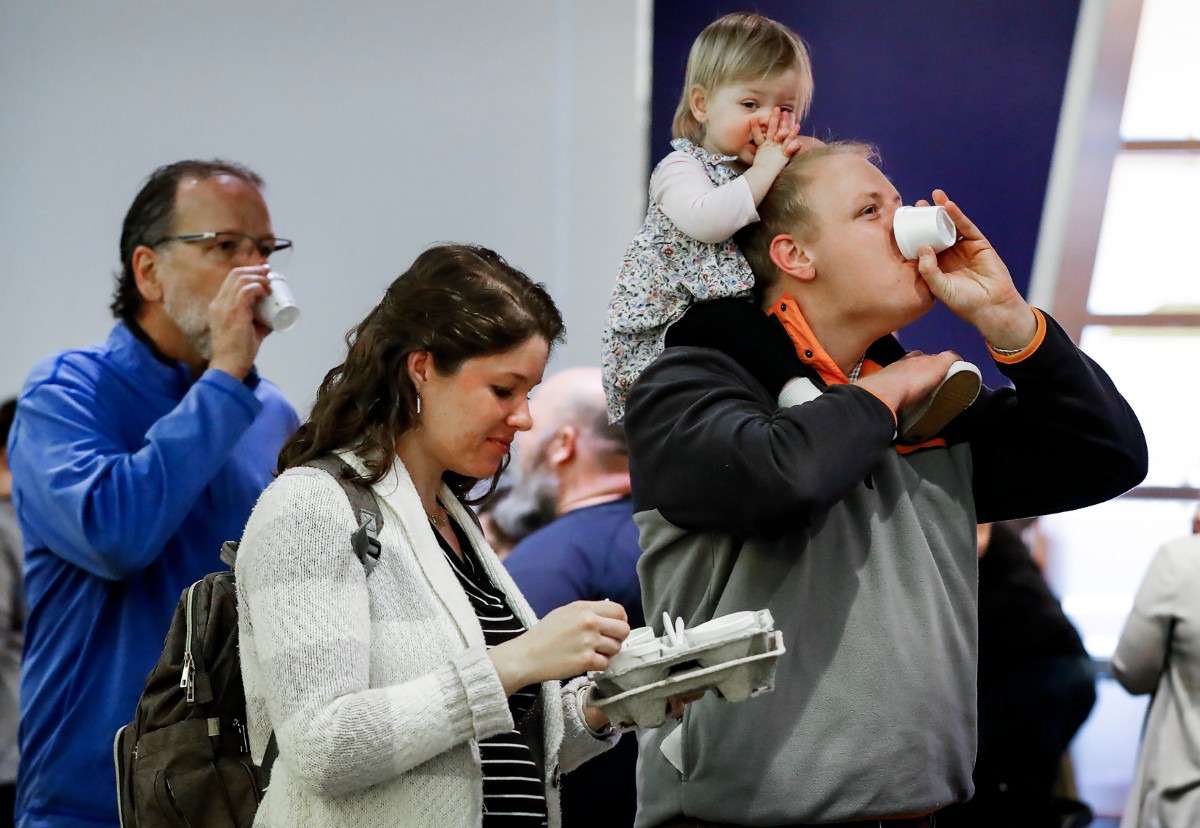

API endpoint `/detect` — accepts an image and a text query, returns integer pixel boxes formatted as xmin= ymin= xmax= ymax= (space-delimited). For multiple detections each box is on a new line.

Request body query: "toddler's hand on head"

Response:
xmin=778 ymin=132 xmax=821 ymax=159
xmin=745 ymin=108 xmax=802 ymax=202
xmin=753 ymin=108 xmax=799 ymax=147
xmin=750 ymin=108 xmax=798 ymax=171
xmin=770 ymin=111 xmax=808 ymax=158
xmin=782 ymin=130 xmax=806 ymax=158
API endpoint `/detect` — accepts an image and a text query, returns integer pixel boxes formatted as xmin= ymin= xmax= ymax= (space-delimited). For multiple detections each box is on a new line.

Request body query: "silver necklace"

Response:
xmin=427 ymin=503 xmax=447 ymax=527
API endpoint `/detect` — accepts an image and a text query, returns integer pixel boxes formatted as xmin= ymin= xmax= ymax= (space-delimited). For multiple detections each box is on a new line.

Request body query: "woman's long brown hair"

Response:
xmin=278 ymin=243 xmax=564 ymax=502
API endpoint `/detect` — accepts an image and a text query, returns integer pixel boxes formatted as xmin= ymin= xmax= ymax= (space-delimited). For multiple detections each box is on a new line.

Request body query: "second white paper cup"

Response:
xmin=894 ymin=205 xmax=957 ymax=260
xmin=256 ymin=274 xmax=301 ymax=332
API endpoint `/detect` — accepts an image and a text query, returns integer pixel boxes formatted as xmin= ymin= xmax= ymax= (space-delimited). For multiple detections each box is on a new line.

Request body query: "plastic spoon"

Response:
xmin=662 ymin=611 xmax=680 ymax=647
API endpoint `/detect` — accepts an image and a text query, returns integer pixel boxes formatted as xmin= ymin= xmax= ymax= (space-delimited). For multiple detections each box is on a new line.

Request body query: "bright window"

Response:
xmin=1119 ymin=0 xmax=1200 ymax=140
xmin=1046 ymin=0 xmax=1200 ymax=605
xmin=1089 ymin=154 xmax=1200 ymax=315
xmin=1039 ymin=0 xmax=1200 ymax=818
xmin=1076 ymin=325 xmax=1200 ymax=487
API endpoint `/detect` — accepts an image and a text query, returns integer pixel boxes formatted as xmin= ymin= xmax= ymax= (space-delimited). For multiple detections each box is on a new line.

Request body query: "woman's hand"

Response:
xmin=490 ymin=600 xmax=630 ymax=695
xmin=579 ymin=685 xmax=705 ymax=734
xmin=913 ymin=190 xmax=1038 ymax=351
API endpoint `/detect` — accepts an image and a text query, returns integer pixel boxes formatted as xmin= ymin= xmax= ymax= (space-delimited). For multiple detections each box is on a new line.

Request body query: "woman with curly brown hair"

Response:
xmin=236 ymin=243 xmax=630 ymax=827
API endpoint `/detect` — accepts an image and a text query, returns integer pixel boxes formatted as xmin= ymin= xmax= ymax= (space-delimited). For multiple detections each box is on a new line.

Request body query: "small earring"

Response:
xmin=416 ymin=393 xmax=421 ymax=415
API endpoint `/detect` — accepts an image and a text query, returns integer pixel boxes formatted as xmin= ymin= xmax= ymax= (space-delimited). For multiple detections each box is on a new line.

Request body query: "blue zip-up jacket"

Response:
xmin=7 ymin=323 xmax=298 ymax=828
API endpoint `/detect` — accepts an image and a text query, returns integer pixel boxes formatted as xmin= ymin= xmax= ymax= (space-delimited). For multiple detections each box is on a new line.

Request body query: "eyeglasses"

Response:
xmin=153 ymin=231 xmax=293 ymax=265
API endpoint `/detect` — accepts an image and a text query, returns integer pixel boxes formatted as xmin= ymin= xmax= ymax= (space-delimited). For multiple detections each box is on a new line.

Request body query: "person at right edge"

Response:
xmin=621 ymin=141 xmax=1148 ymax=827
xmin=1112 ymin=510 xmax=1200 ymax=827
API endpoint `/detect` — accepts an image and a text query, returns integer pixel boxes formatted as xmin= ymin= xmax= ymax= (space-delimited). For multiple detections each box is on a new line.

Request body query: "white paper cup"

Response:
xmin=893 ymin=205 xmax=957 ymax=260
xmin=256 ymin=273 xmax=301 ymax=332
xmin=608 ymin=638 xmax=664 ymax=672
xmin=624 ymin=626 xmax=657 ymax=647
xmin=685 ymin=610 xmax=759 ymax=646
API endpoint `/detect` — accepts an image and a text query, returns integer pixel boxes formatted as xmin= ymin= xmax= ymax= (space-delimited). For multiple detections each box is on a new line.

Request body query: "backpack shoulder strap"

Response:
xmin=219 ymin=540 xmax=240 ymax=568
xmin=262 ymin=732 xmax=279 ymax=777
xmin=303 ymin=455 xmax=385 ymax=576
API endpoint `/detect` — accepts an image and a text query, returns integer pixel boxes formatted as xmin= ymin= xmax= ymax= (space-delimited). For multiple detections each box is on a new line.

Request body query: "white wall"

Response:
xmin=0 ymin=1 xmax=649 ymax=414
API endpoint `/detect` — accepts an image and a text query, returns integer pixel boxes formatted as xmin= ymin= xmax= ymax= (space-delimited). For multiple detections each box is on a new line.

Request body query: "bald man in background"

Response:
xmin=505 ymin=367 xmax=643 ymax=627
xmin=504 ymin=366 xmax=642 ymax=827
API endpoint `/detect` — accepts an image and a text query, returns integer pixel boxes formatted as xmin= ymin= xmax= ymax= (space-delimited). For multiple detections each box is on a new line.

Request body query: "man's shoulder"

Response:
xmin=510 ymin=500 xmax=638 ymax=559
xmin=585 ymin=498 xmax=640 ymax=538
xmin=636 ymin=345 xmax=761 ymax=388
xmin=504 ymin=530 xmax=568 ymax=575
xmin=506 ymin=508 xmax=602 ymax=562
xmin=1157 ymin=533 xmax=1200 ymax=576
xmin=508 ymin=516 xmax=578 ymax=558
xmin=248 ymin=373 xmax=298 ymax=419
xmin=625 ymin=346 xmax=772 ymax=433
xmin=561 ymin=498 xmax=638 ymax=539
xmin=23 ymin=326 xmax=137 ymax=391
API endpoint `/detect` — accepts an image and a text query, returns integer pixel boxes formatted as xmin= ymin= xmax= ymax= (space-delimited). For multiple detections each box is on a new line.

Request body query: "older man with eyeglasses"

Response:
xmin=6 ymin=160 xmax=299 ymax=828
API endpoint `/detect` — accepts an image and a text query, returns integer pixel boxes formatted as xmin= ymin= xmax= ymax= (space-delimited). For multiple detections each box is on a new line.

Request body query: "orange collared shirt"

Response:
xmin=766 ymin=295 xmax=953 ymax=453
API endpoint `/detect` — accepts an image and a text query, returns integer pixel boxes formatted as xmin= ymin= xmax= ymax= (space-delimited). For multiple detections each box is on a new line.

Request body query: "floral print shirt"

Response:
xmin=601 ymin=139 xmax=758 ymax=422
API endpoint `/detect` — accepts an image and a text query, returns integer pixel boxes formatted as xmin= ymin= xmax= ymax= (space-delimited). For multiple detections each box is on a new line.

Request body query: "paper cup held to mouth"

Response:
xmin=256 ymin=273 xmax=301 ymax=332
xmin=894 ymin=205 xmax=957 ymax=261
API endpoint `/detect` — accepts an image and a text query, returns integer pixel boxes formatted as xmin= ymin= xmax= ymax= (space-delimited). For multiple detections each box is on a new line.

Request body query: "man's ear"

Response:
xmin=547 ymin=425 xmax=579 ymax=468
xmin=131 ymin=245 xmax=163 ymax=303
xmin=768 ymin=233 xmax=816 ymax=282
xmin=689 ymin=85 xmax=709 ymax=125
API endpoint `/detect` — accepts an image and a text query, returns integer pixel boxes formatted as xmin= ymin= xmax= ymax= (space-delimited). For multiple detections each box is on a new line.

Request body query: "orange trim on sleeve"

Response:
xmin=855 ymin=358 xmax=898 ymax=425
xmin=896 ymin=438 xmax=947 ymax=454
xmin=988 ymin=308 xmax=1046 ymax=364
xmin=856 ymin=385 xmax=898 ymax=425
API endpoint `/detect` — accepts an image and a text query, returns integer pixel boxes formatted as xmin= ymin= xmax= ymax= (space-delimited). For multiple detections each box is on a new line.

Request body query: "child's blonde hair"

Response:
xmin=672 ymin=13 xmax=814 ymax=145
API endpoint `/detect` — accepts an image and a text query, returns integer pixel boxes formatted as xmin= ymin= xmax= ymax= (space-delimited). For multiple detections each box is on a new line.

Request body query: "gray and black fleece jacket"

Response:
xmin=623 ymin=310 xmax=1146 ymax=827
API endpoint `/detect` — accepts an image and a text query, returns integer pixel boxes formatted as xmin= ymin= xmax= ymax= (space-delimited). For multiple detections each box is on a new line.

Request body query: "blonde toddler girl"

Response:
xmin=602 ymin=12 xmax=814 ymax=422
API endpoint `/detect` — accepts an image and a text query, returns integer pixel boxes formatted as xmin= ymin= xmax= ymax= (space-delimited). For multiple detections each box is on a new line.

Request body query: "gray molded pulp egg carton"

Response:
xmin=587 ymin=609 xmax=785 ymax=731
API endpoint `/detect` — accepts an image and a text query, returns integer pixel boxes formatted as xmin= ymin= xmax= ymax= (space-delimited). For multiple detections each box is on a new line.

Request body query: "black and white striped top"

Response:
xmin=435 ymin=516 xmax=548 ymax=827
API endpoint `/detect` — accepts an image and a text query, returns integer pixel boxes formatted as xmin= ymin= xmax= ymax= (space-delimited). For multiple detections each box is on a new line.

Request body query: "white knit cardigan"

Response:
xmin=235 ymin=452 xmax=615 ymax=827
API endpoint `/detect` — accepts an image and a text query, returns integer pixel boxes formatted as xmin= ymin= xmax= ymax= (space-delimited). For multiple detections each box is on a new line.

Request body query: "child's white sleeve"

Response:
xmin=651 ymin=152 xmax=760 ymax=243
